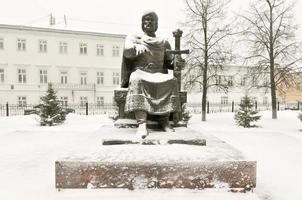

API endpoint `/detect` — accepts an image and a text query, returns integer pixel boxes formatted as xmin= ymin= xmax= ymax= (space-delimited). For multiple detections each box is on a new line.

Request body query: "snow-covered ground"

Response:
xmin=0 ymin=111 xmax=301 ymax=200
xmin=190 ymin=111 xmax=302 ymax=200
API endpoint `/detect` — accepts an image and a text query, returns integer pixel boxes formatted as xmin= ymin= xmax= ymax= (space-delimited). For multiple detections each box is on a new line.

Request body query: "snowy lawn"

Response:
xmin=190 ymin=110 xmax=302 ymax=200
xmin=0 ymin=110 xmax=301 ymax=199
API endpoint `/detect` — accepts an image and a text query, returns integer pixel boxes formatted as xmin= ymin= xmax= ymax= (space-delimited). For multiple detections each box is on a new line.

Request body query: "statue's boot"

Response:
xmin=163 ymin=123 xmax=175 ymax=133
xmin=135 ymin=111 xmax=148 ymax=139
xmin=136 ymin=120 xmax=148 ymax=139
xmin=159 ymin=116 xmax=175 ymax=133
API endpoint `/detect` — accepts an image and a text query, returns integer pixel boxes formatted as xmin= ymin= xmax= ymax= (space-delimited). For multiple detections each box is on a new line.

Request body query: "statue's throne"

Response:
xmin=114 ymin=29 xmax=189 ymax=128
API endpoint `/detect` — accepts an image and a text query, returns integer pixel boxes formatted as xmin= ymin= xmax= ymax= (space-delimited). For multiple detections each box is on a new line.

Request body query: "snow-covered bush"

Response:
xmin=39 ymin=83 xmax=66 ymax=126
xmin=108 ymin=110 xmax=119 ymax=121
xmin=182 ymin=103 xmax=191 ymax=123
xmin=234 ymin=96 xmax=261 ymax=128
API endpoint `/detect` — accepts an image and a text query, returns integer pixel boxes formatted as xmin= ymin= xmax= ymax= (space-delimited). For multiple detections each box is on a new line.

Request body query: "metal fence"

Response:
xmin=66 ymin=103 xmax=117 ymax=115
xmin=0 ymin=103 xmax=118 ymax=116
xmin=186 ymin=101 xmax=302 ymax=114
xmin=0 ymin=101 xmax=301 ymax=116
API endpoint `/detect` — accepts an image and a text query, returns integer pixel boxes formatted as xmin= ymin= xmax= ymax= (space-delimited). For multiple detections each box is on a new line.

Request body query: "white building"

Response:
xmin=0 ymin=23 xmax=272 ymax=107
xmin=0 ymin=24 xmax=125 ymax=106
xmin=186 ymin=65 xmax=272 ymax=105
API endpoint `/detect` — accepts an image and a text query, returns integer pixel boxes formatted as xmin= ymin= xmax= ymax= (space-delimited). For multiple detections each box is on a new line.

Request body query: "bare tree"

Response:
xmin=240 ymin=0 xmax=302 ymax=119
xmin=183 ymin=0 xmax=235 ymax=121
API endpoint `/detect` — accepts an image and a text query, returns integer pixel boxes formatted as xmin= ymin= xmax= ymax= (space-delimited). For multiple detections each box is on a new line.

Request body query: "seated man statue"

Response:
xmin=121 ymin=11 xmax=180 ymax=139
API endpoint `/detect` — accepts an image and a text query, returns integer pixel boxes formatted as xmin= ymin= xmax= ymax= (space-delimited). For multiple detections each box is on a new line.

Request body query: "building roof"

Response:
xmin=0 ymin=24 xmax=126 ymax=39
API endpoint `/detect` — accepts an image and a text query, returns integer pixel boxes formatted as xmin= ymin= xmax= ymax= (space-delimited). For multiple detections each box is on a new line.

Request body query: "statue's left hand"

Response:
xmin=175 ymin=58 xmax=186 ymax=70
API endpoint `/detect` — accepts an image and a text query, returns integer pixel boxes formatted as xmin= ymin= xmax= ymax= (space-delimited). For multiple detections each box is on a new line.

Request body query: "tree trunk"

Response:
xmin=201 ymin=82 xmax=207 ymax=121
xmin=201 ymin=16 xmax=208 ymax=122
xmin=270 ymin=58 xmax=277 ymax=119
xmin=270 ymin=83 xmax=277 ymax=119
xmin=269 ymin=4 xmax=277 ymax=119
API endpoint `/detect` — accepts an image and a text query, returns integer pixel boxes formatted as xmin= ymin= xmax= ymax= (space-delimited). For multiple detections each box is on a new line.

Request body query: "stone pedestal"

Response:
xmin=56 ymin=161 xmax=256 ymax=190
xmin=55 ymin=127 xmax=257 ymax=190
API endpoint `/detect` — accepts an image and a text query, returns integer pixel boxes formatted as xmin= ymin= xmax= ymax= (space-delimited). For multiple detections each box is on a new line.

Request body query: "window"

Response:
xmin=252 ymin=77 xmax=257 ymax=87
xmin=221 ymin=96 xmax=228 ymax=105
xmin=59 ymin=42 xmax=68 ymax=54
xmin=252 ymin=97 xmax=257 ymax=102
xmin=97 ymin=72 xmax=104 ymax=85
xmin=240 ymin=77 xmax=246 ymax=86
xmin=224 ymin=76 xmax=233 ymax=86
xmin=80 ymin=43 xmax=87 ymax=55
xmin=17 ymin=39 xmax=26 ymax=51
xmin=112 ymin=45 xmax=120 ymax=57
xmin=80 ymin=96 xmax=88 ymax=106
xmin=60 ymin=71 xmax=68 ymax=84
xmin=216 ymin=75 xmax=222 ymax=85
xmin=189 ymin=75 xmax=195 ymax=81
xmin=263 ymin=97 xmax=268 ymax=105
xmin=39 ymin=69 xmax=48 ymax=84
xmin=96 ymin=44 xmax=104 ymax=56
xmin=39 ymin=40 xmax=47 ymax=53
xmin=18 ymin=96 xmax=27 ymax=107
xmin=0 ymin=38 xmax=4 ymax=50
xmin=0 ymin=69 xmax=4 ymax=83
xmin=263 ymin=79 xmax=269 ymax=87
xmin=97 ymin=96 xmax=104 ymax=106
xmin=217 ymin=75 xmax=233 ymax=86
xmin=113 ymin=72 xmax=119 ymax=85
xmin=227 ymin=76 xmax=233 ymax=87
xmin=60 ymin=96 xmax=68 ymax=106
xmin=18 ymin=69 xmax=26 ymax=83
xmin=80 ymin=72 xmax=87 ymax=85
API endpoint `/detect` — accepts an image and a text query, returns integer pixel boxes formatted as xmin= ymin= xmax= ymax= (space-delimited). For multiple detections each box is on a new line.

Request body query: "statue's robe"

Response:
xmin=121 ymin=34 xmax=180 ymax=115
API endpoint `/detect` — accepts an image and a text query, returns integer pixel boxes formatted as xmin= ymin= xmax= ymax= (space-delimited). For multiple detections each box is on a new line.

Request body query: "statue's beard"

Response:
xmin=142 ymin=24 xmax=158 ymax=36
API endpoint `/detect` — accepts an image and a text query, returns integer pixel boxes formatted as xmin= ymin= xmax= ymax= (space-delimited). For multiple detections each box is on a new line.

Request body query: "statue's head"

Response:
xmin=141 ymin=11 xmax=158 ymax=36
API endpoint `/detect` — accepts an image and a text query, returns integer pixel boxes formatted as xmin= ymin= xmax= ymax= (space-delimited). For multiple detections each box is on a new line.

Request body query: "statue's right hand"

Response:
xmin=134 ymin=44 xmax=150 ymax=56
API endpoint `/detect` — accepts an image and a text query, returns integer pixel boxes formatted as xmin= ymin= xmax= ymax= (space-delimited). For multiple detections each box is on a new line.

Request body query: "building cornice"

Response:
xmin=0 ymin=24 xmax=126 ymax=39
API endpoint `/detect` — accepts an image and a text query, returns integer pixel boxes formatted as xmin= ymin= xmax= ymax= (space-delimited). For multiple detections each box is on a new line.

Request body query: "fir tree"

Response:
xmin=234 ymin=96 xmax=261 ymax=128
xmin=39 ymin=83 xmax=66 ymax=126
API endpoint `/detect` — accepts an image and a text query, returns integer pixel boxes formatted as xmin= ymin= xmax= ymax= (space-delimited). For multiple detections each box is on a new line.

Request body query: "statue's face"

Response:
xmin=142 ymin=14 xmax=157 ymax=36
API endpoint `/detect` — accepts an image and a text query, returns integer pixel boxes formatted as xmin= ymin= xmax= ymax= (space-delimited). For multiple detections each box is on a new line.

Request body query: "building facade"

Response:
xmin=0 ymin=24 xmax=125 ymax=105
xmin=0 ymin=24 xmax=275 ymax=107
xmin=185 ymin=65 xmax=272 ymax=105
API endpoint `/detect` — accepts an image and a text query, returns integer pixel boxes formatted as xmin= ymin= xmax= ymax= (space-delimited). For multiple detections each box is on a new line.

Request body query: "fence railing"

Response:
xmin=0 ymin=103 xmax=118 ymax=117
xmin=0 ymin=101 xmax=301 ymax=116
xmin=186 ymin=101 xmax=272 ymax=114
xmin=65 ymin=103 xmax=117 ymax=115
xmin=186 ymin=101 xmax=301 ymax=114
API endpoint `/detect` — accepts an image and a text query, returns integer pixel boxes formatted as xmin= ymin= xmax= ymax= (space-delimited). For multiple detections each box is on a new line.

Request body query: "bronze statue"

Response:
xmin=121 ymin=11 xmax=180 ymax=139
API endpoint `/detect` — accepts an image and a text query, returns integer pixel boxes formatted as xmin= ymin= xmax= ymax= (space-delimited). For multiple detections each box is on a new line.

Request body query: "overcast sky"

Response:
xmin=1 ymin=0 xmax=302 ymax=39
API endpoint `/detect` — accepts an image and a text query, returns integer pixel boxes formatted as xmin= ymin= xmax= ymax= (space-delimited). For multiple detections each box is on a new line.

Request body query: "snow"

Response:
xmin=0 ymin=111 xmax=301 ymax=199
xmin=130 ymin=69 xmax=174 ymax=82
xmin=190 ymin=111 xmax=302 ymax=200
xmin=60 ymin=126 xmax=244 ymax=164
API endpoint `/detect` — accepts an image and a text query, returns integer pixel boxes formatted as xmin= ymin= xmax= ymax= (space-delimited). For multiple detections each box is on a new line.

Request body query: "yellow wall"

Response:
xmin=277 ymin=73 xmax=302 ymax=102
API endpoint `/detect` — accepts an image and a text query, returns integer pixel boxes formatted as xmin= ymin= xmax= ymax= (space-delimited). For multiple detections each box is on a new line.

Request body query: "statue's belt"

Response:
xmin=135 ymin=64 xmax=164 ymax=73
